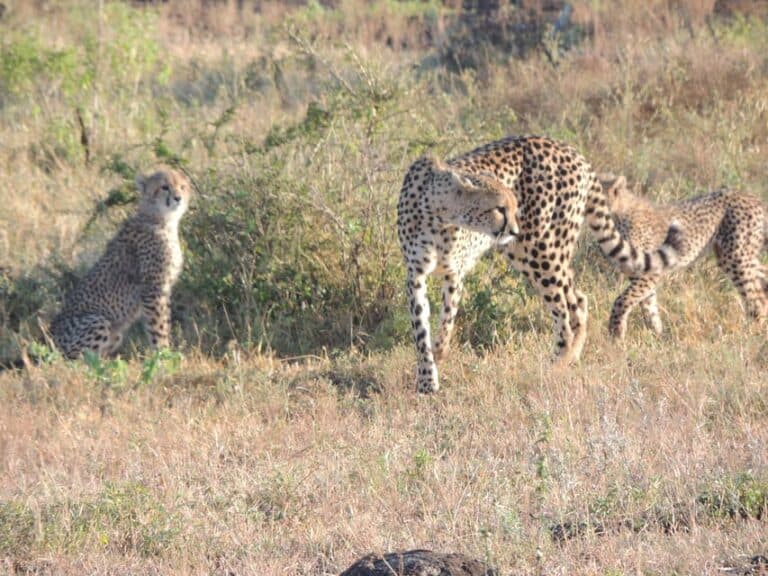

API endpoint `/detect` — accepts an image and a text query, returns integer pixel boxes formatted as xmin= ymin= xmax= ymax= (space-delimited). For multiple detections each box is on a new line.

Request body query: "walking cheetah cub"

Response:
xmin=600 ymin=174 xmax=768 ymax=339
xmin=51 ymin=168 xmax=192 ymax=359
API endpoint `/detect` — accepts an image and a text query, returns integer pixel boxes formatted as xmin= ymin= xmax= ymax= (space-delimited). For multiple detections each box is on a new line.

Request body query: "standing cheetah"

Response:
xmin=50 ymin=168 xmax=191 ymax=359
xmin=398 ymin=136 xmax=681 ymax=393
xmin=600 ymin=174 xmax=768 ymax=339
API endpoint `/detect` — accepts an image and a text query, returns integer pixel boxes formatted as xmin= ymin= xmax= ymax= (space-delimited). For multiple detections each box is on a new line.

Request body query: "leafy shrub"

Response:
xmin=178 ymin=155 xmax=404 ymax=355
xmin=173 ymin=42 xmax=415 ymax=355
xmin=0 ymin=266 xmax=65 ymax=363
xmin=0 ymin=2 xmax=168 ymax=170
xmin=0 ymin=34 xmax=82 ymax=103
xmin=698 ymin=472 xmax=768 ymax=520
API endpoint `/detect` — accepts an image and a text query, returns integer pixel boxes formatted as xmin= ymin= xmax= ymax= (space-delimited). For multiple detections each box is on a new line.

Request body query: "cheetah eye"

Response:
xmin=161 ymin=185 xmax=171 ymax=192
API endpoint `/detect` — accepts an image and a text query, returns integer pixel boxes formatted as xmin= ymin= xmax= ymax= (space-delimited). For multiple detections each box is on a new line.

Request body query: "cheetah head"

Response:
xmin=599 ymin=173 xmax=652 ymax=215
xmin=136 ymin=168 xmax=192 ymax=222
xmin=424 ymin=156 xmax=519 ymax=245
xmin=597 ymin=172 xmax=638 ymax=213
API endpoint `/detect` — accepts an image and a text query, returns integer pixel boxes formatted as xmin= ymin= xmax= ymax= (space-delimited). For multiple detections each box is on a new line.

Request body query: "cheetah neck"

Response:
xmin=163 ymin=215 xmax=182 ymax=235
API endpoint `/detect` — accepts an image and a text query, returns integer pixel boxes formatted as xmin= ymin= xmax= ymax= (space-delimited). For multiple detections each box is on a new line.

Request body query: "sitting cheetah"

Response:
xmin=50 ymin=168 xmax=191 ymax=359
xmin=398 ymin=136 xmax=680 ymax=393
xmin=600 ymin=174 xmax=768 ymax=339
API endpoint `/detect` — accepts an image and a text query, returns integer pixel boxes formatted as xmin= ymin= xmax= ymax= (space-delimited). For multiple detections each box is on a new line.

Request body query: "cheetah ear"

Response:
xmin=447 ymin=169 xmax=478 ymax=193
xmin=597 ymin=172 xmax=614 ymax=186
xmin=135 ymin=173 xmax=148 ymax=195
xmin=599 ymin=173 xmax=626 ymax=199
xmin=423 ymin=153 xmax=447 ymax=172
xmin=609 ymin=175 xmax=627 ymax=199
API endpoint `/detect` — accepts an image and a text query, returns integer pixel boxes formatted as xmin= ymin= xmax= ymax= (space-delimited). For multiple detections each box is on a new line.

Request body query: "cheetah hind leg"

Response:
xmin=53 ymin=313 xmax=122 ymax=359
xmin=640 ymin=292 xmax=664 ymax=335
xmin=744 ymin=275 xmax=768 ymax=322
xmin=540 ymin=287 xmax=576 ymax=368
xmin=433 ymin=271 xmax=464 ymax=362
xmin=722 ymin=264 xmax=768 ymax=322
xmin=753 ymin=266 xmax=768 ymax=322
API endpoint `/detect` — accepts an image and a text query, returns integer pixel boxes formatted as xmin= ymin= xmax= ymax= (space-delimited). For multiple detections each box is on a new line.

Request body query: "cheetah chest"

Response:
xmin=161 ymin=225 xmax=184 ymax=290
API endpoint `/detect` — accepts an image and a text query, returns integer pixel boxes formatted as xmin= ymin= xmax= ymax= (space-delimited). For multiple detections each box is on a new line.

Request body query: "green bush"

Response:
xmin=172 ymin=43 xmax=417 ymax=355
xmin=178 ymin=156 xmax=405 ymax=355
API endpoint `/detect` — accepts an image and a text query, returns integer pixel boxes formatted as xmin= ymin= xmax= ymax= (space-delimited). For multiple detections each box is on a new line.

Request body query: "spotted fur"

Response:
xmin=600 ymin=174 xmax=768 ymax=339
xmin=398 ymin=136 xmax=681 ymax=393
xmin=51 ymin=168 xmax=191 ymax=359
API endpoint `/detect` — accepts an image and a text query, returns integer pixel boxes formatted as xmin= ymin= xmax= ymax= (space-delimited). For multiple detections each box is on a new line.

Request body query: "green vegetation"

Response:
xmin=0 ymin=481 xmax=181 ymax=557
xmin=0 ymin=1 xmax=766 ymax=574
xmin=2 ymin=0 xmax=767 ymax=359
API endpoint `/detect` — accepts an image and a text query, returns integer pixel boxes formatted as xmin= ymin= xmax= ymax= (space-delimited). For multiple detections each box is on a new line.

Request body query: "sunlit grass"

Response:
xmin=0 ymin=1 xmax=767 ymax=573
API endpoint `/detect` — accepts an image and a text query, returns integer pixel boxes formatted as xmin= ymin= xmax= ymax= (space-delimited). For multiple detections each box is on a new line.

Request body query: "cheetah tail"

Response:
xmin=586 ymin=179 xmax=682 ymax=275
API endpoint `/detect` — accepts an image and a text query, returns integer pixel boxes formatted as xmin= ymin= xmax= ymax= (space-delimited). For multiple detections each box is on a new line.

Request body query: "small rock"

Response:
xmin=339 ymin=549 xmax=496 ymax=576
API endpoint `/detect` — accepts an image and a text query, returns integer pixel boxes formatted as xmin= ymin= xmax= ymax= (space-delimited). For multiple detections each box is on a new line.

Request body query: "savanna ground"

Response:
xmin=1 ymin=0 xmax=767 ymax=574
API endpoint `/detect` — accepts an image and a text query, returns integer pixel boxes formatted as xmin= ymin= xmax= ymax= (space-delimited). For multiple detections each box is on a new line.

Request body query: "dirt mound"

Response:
xmin=339 ymin=549 xmax=496 ymax=576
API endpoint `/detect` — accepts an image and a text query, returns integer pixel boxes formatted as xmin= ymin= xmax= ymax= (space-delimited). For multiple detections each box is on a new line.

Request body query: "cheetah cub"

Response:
xmin=600 ymin=174 xmax=768 ymax=339
xmin=51 ymin=168 xmax=192 ymax=359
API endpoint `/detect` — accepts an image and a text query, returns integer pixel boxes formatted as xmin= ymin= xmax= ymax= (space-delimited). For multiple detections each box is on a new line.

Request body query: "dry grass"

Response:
xmin=1 ymin=1 xmax=767 ymax=574
xmin=1 ymin=330 xmax=766 ymax=574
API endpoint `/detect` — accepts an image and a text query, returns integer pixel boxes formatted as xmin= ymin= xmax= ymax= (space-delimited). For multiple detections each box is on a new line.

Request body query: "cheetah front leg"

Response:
xmin=140 ymin=286 xmax=172 ymax=350
xmin=433 ymin=271 xmax=464 ymax=362
xmin=406 ymin=259 xmax=439 ymax=393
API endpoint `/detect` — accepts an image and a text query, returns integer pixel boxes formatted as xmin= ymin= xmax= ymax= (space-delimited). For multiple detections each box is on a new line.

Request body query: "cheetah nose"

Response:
xmin=174 ymin=195 xmax=182 ymax=203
